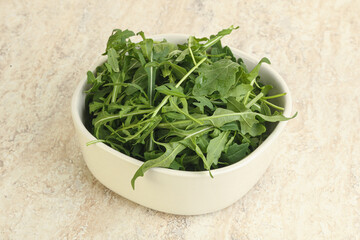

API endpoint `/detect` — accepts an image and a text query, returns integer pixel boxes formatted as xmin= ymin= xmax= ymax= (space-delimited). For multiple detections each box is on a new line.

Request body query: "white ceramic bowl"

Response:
xmin=71 ymin=34 xmax=292 ymax=215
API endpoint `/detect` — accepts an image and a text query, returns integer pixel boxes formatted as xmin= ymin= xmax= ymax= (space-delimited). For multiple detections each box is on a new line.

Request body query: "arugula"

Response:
xmin=85 ymin=26 xmax=296 ymax=189
xmin=193 ymin=59 xmax=240 ymax=96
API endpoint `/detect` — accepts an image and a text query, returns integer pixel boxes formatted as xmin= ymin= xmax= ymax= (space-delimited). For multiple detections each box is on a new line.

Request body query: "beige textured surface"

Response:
xmin=0 ymin=0 xmax=359 ymax=239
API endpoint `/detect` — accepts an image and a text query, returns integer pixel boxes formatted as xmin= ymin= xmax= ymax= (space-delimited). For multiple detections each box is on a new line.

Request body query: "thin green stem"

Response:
xmin=249 ymin=92 xmax=285 ymax=111
xmin=201 ymin=35 xmax=223 ymax=50
xmin=201 ymin=26 xmax=237 ymax=51
xmin=188 ymin=45 xmax=197 ymax=65
xmin=148 ymin=51 xmax=155 ymax=106
xmin=93 ymin=109 xmax=153 ymax=128
xmin=169 ymin=97 xmax=203 ymax=124
xmin=243 ymin=78 xmax=256 ymax=105
xmin=261 ymin=99 xmax=285 ymax=111
xmin=157 ymin=110 xmax=292 ymax=128
xmin=262 ymin=93 xmax=286 ymax=99
xmin=205 ymin=53 xmax=227 ymax=58
xmin=253 ymin=103 xmax=261 ymax=111
xmin=86 ymin=139 xmax=106 ymax=146
xmin=111 ymin=118 xmax=155 ymax=134
xmin=243 ymin=91 xmax=251 ymax=105
xmin=122 ymin=109 xmax=153 ymax=117
xmin=175 ymin=57 xmax=206 ymax=88
xmin=157 ymin=112 xmax=254 ymax=128
xmin=246 ymin=93 xmax=263 ymax=108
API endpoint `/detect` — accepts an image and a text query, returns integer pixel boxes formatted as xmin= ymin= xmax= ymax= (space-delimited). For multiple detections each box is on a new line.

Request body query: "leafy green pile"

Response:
xmin=85 ymin=26 xmax=295 ymax=189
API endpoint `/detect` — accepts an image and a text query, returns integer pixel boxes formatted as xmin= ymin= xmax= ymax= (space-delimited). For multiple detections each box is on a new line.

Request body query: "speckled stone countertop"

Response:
xmin=0 ymin=0 xmax=359 ymax=239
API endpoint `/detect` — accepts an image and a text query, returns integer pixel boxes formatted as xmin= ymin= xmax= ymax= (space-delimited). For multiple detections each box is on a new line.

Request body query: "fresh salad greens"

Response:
xmin=85 ymin=26 xmax=296 ymax=189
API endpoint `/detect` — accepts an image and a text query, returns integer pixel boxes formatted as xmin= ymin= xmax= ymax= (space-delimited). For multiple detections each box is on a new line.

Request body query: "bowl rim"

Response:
xmin=71 ymin=33 xmax=292 ymax=178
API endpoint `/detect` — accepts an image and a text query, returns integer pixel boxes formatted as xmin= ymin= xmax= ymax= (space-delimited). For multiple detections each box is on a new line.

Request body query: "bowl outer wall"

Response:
xmin=71 ymin=34 xmax=292 ymax=215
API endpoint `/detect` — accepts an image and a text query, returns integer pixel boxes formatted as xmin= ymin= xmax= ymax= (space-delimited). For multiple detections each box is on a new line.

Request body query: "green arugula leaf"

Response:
xmin=225 ymin=84 xmax=253 ymax=98
xmin=87 ymin=71 xmax=97 ymax=84
xmin=169 ymin=97 xmax=202 ymax=124
xmin=156 ymin=84 xmax=187 ymax=98
xmin=125 ymin=67 xmax=147 ymax=95
xmin=193 ymin=96 xmax=214 ymax=113
xmin=140 ymin=39 xmax=154 ymax=60
xmin=200 ymin=25 xmax=239 ymax=51
xmin=260 ymin=101 xmax=271 ymax=116
xmin=131 ymin=141 xmax=186 ymax=189
xmin=107 ymin=48 xmax=120 ymax=72
xmin=206 ymin=131 xmax=230 ymax=165
xmin=153 ymin=41 xmax=178 ymax=61
xmin=193 ymin=59 xmax=239 ymax=96
xmin=182 ymin=136 xmax=212 ymax=175
xmin=162 ymin=61 xmax=187 ymax=79
xmin=245 ymin=57 xmax=270 ymax=82
xmin=105 ymin=29 xmax=135 ymax=54
xmin=209 ymin=108 xmax=240 ymax=128
xmin=89 ymin=101 xmax=103 ymax=113
xmin=222 ymin=143 xmax=249 ymax=164
xmin=175 ymin=49 xmax=190 ymax=62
